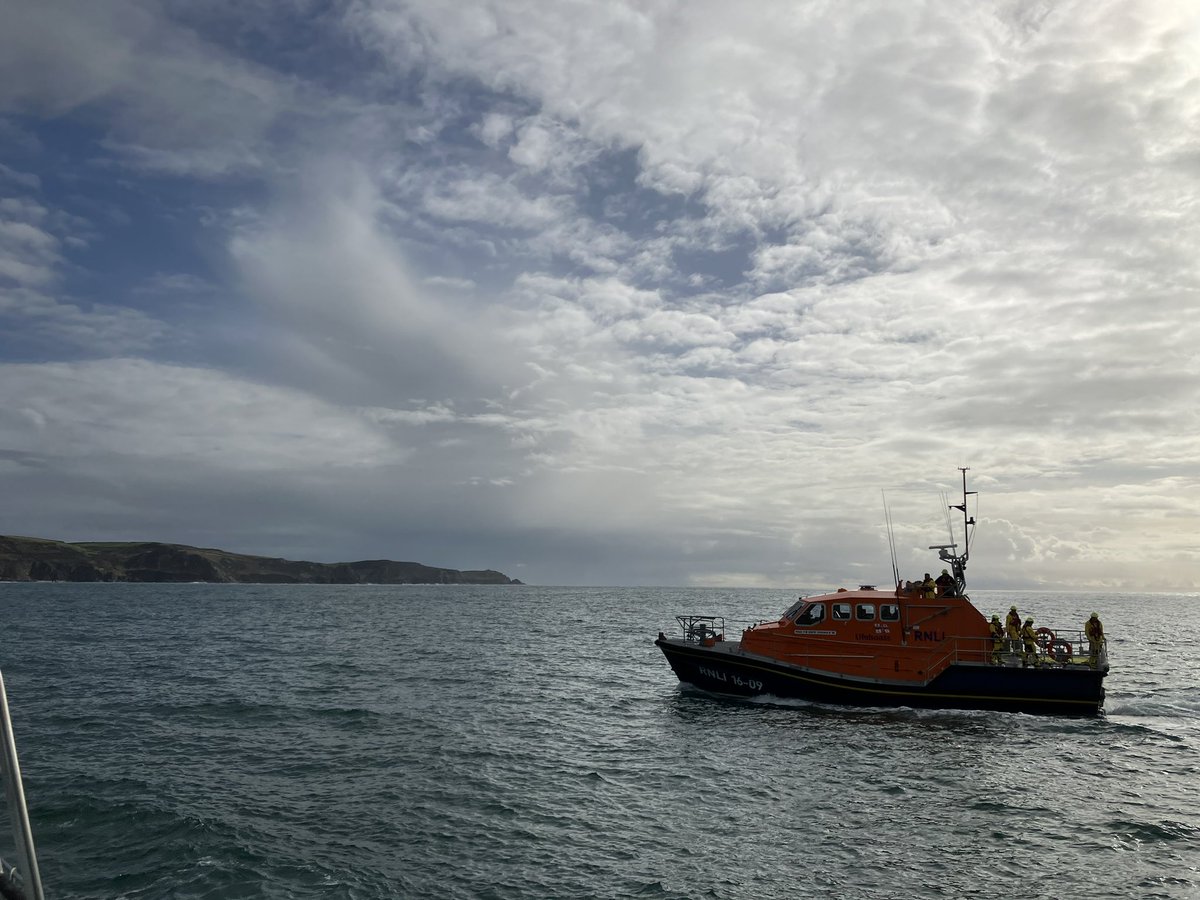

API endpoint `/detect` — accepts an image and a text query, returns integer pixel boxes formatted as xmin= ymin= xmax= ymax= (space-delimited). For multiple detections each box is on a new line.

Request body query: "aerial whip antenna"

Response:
xmin=883 ymin=490 xmax=900 ymax=589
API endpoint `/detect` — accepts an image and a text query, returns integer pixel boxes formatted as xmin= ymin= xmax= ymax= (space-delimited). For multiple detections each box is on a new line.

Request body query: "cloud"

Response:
xmin=0 ymin=198 xmax=62 ymax=287
xmin=0 ymin=162 xmax=40 ymax=190
xmin=1 ymin=288 xmax=170 ymax=355
xmin=419 ymin=170 xmax=567 ymax=230
xmin=363 ymin=0 xmax=1198 ymax=291
xmin=0 ymin=1 xmax=1197 ymax=587
xmin=0 ymin=195 xmax=170 ymax=354
xmin=0 ymin=358 xmax=406 ymax=470
xmin=0 ymin=0 xmax=298 ymax=178
xmin=228 ymin=162 xmax=534 ymax=405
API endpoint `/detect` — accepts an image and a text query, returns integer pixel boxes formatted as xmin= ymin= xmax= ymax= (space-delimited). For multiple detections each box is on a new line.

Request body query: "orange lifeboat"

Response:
xmin=654 ymin=470 xmax=1109 ymax=716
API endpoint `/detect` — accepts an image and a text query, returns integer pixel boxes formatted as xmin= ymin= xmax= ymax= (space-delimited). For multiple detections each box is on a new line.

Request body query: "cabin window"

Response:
xmin=783 ymin=599 xmax=807 ymax=619
xmin=880 ymin=604 xmax=900 ymax=621
xmin=855 ymin=603 xmax=875 ymax=621
xmin=794 ymin=603 xmax=825 ymax=626
xmin=832 ymin=603 xmax=852 ymax=621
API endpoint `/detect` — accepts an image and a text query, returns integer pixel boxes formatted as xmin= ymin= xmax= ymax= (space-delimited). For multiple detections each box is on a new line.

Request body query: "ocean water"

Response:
xmin=0 ymin=583 xmax=1197 ymax=899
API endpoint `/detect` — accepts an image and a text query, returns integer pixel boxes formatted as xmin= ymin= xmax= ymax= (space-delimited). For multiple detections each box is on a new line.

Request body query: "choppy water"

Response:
xmin=0 ymin=584 xmax=1197 ymax=899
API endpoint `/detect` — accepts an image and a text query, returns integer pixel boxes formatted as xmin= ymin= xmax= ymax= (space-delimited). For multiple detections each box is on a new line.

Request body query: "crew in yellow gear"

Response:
xmin=1085 ymin=612 xmax=1105 ymax=668
xmin=1005 ymin=606 xmax=1022 ymax=652
xmin=989 ymin=615 xmax=1005 ymax=665
xmin=922 ymin=573 xmax=937 ymax=599
xmin=1020 ymin=618 xmax=1040 ymax=668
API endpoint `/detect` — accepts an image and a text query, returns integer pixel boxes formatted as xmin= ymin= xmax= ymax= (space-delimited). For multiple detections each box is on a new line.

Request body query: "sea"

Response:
xmin=0 ymin=584 xmax=1197 ymax=900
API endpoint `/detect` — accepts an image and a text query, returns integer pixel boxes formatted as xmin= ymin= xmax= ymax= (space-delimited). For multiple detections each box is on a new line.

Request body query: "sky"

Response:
xmin=1 ymin=0 xmax=1198 ymax=590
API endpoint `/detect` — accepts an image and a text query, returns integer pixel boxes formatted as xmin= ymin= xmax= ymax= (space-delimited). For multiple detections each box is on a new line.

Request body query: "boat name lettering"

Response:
xmin=855 ymin=632 xmax=890 ymax=641
xmin=794 ymin=629 xmax=837 ymax=636
xmin=911 ymin=629 xmax=945 ymax=642
xmin=697 ymin=666 xmax=762 ymax=691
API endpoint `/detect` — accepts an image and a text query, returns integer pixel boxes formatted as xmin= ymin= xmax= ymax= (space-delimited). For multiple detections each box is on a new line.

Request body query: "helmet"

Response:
xmin=1025 ymin=618 xmax=1033 ymax=625
xmin=991 ymin=615 xmax=1000 ymax=621
xmin=941 ymin=569 xmax=949 ymax=575
xmin=1090 ymin=612 xmax=1099 ymax=618
xmin=1010 ymin=605 xmax=1017 ymax=611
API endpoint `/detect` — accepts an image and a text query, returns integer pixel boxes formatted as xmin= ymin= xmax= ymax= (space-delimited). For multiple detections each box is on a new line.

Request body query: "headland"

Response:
xmin=0 ymin=535 xmax=521 ymax=585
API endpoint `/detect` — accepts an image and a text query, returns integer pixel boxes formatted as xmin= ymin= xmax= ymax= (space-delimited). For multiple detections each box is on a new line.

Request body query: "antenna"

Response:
xmin=941 ymin=490 xmax=955 ymax=547
xmin=882 ymin=490 xmax=900 ymax=589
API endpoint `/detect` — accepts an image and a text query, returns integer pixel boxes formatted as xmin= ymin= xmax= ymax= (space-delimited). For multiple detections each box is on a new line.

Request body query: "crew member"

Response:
xmin=935 ymin=569 xmax=955 ymax=597
xmin=922 ymin=573 xmax=937 ymax=599
xmin=1020 ymin=617 xmax=1040 ymax=668
xmin=989 ymin=615 xmax=1005 ymax=665
xmin=1005 ymin=606 xmax=1022 ymax=653
xmin=1085 ymin=612 xmax=1105 ymax=668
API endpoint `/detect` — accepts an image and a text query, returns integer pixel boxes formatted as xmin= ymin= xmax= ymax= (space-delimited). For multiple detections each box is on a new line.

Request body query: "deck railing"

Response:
xmin=675 ymin=615 xmax=726 ymax=644
xmin=922 ymin=629 xmax=1108 ymax=684
xmin=672 ymin=616 xmax=1108 ymax=682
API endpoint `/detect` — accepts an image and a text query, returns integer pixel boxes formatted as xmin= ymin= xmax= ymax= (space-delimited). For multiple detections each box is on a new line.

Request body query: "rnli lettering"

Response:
xmin=697 ymin=666 xmax=762 ymax=691
xmin=912 ymin=629 xmax=945 ymax=642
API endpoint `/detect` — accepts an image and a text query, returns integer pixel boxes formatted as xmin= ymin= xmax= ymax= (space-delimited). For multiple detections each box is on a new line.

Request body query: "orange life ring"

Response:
xmin=1035 ymin=627 xmax=1056 ymax=651
xmin=1048 ymin=638 xmax=1072 ymax=663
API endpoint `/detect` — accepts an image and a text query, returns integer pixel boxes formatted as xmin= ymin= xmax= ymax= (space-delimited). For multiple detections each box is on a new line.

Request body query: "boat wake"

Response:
xmin=742 ymin=692 xmax=1004 ymax=727
xmin=1106 ymin=690 xmax=1200 ymax=720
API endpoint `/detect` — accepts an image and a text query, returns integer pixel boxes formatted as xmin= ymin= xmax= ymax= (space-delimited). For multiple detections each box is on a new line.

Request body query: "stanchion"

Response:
xmin=0 ymin=670 xmax=44 ymax=900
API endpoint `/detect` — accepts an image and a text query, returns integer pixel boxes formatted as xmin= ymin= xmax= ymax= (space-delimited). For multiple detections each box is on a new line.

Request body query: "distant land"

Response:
xmin=0 ymin=535 xmax=521 ymax=585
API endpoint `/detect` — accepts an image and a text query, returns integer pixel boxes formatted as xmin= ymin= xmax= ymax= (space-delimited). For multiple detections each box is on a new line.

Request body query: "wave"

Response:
xmin=1108 ymin=818 xmax=1200 ymax=844
xmin=1106 ymin=691 xmax=1200 ymax=720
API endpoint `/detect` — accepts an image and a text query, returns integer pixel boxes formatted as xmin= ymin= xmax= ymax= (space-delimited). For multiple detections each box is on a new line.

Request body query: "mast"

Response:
xmin=929 ymin=467 xmax=976 ymax=595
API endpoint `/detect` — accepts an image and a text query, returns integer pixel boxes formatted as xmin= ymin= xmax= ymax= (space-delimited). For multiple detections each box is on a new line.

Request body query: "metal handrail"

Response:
xmin=0 ymin=669 xmax=44 ymax=900
xmin=675 ymin=615 xmax=726 ymax=643
xmin=922 ymin=644 xmax=961 ymax=684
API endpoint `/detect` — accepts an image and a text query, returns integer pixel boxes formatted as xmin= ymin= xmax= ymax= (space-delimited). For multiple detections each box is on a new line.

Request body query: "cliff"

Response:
xmin=0 ymin=535 xmax=521 ymax=585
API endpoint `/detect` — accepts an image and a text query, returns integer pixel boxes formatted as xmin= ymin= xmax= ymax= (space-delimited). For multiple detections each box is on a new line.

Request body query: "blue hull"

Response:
xmin=656 ymin=638 xmax=1106 ymax=716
